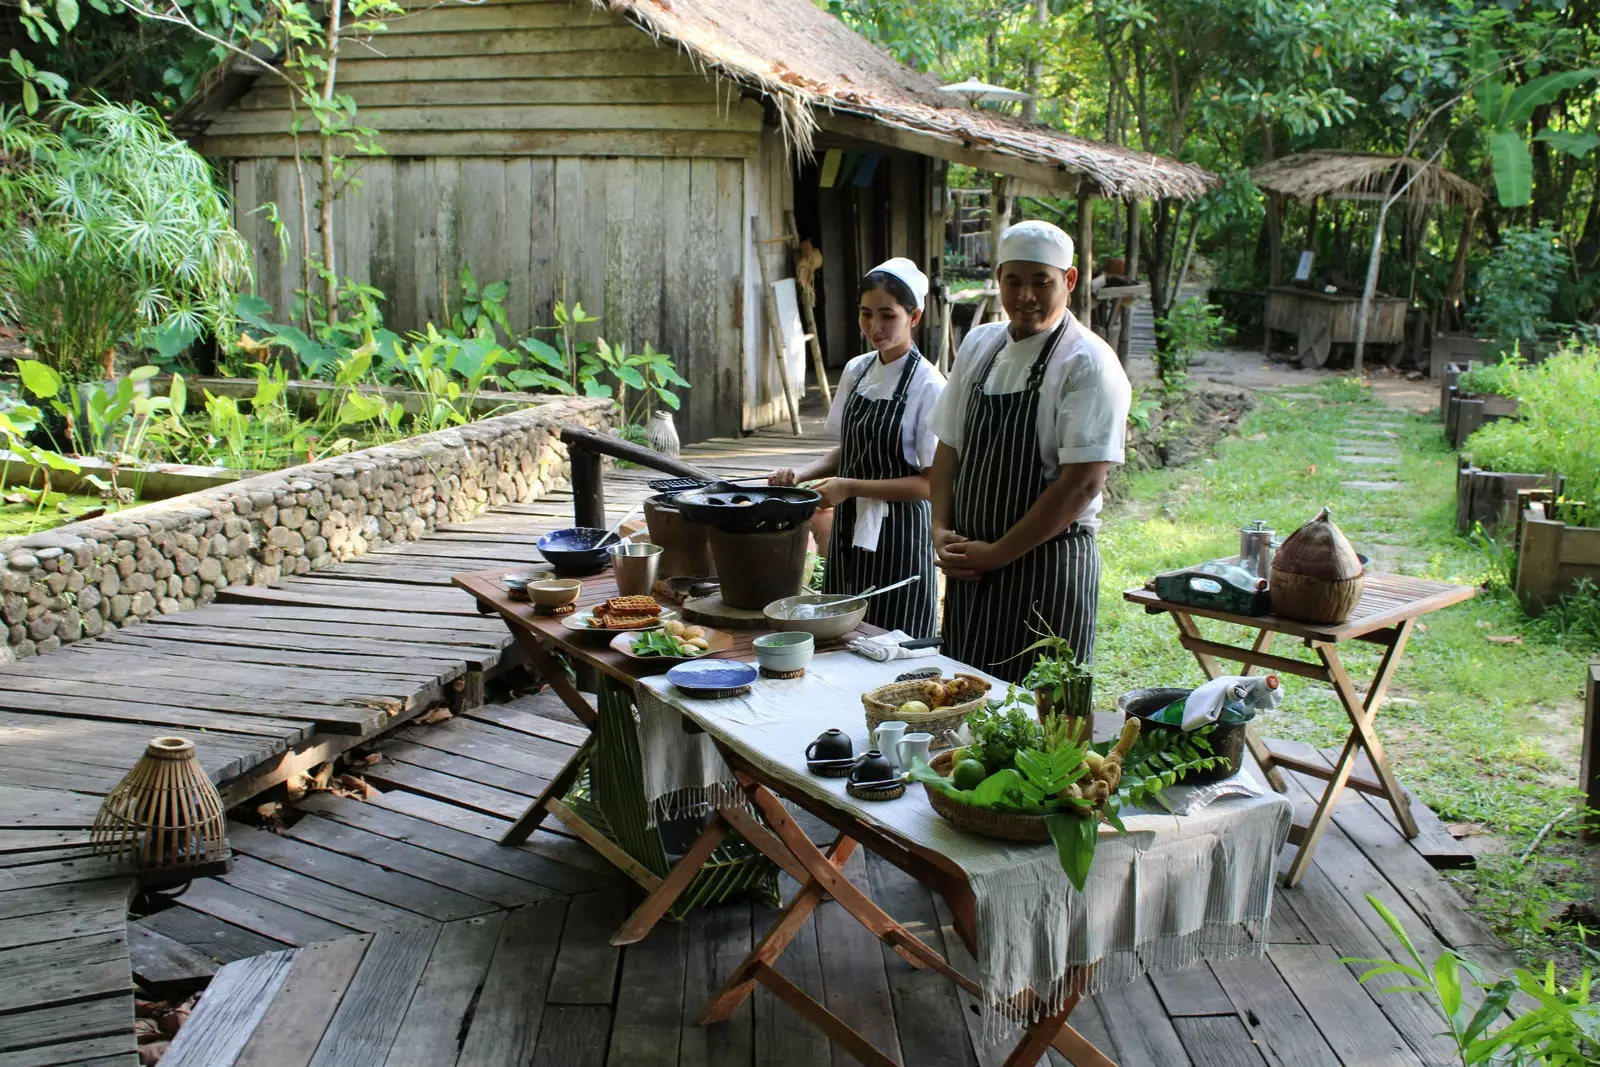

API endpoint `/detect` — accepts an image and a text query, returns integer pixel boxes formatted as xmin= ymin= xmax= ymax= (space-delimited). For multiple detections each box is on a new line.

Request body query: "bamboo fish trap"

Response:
xmin=92 ymin=736 xmax=229 ymax=881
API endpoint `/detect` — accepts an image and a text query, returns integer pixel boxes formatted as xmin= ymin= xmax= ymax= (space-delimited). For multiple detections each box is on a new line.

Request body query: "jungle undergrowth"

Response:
xmin=1092 ymin=377 xmax=1593 ymax=968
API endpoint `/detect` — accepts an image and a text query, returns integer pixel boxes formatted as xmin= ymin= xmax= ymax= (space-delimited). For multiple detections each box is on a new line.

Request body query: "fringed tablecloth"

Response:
xmin=635 ymin=652 xmax=1293 ymax=1036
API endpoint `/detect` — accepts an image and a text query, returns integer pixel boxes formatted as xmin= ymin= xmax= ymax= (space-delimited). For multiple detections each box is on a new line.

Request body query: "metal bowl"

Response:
xmin=536 ymin=527 xmax=614 ymax=574
xmin=763 ymin=593 xmax=868 ymax=641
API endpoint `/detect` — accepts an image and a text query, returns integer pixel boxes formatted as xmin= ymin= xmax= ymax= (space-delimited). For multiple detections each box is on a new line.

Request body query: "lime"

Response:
xmin=952 ymin=758 xmax=988 ymax=791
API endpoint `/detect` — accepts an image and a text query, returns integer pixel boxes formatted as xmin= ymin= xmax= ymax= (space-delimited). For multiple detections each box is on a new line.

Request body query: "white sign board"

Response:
xmin=1294 ymin=250 xmax=1315 ymax=282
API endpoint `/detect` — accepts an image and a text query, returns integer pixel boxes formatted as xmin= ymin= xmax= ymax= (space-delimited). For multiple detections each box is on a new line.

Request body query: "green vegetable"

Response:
xmin=629 ymin=629 xmax=702 ymax=658
xmin=964 ymin=691 xmax=1043 ymax=774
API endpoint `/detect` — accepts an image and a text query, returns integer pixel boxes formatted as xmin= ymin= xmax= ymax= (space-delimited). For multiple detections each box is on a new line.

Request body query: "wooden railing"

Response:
xmin=559 ymin=426 xmax=716 ymax=527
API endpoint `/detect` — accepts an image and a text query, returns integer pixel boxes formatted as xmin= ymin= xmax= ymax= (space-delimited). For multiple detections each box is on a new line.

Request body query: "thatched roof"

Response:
xmin=1250 ymin=151 xmax=1484 ymax=210
xmin=591 ymin=0 xmax=1214 ymax=201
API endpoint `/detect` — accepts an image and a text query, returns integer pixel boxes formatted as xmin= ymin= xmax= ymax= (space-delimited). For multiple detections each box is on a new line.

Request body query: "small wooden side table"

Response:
xmin=1124 ymin=571 xmax=1474 ymax=886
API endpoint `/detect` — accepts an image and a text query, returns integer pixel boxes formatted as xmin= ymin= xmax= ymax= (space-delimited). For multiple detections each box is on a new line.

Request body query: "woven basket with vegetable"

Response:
xmin=908 ymin=696 xmax=1227 ymax=889
xmin=861 ymin=672 xmax=991 ymax=740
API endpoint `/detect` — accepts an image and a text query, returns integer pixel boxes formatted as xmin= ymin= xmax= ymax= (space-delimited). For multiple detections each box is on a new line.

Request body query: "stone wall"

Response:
xmin=0 ymin=397 xmax=613 ymax=662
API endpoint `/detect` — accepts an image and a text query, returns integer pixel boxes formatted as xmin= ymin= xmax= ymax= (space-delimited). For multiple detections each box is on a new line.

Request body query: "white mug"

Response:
xmin=872 ymin=720 xmax=907 ymax=769
xmin=897 ymin=732 xmax=933 ymax=771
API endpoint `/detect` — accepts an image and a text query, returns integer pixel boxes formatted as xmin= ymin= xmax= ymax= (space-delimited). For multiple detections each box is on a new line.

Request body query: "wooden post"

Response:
xmin=1266 ymin=193 xmax=1283 ymax=288
xmin=784 ymin=209 xmax=831 ymax=408
xmin=754 ymin=216 xmax=802 ymax=436
xmin=1116 ymin=199 xmax=1141 ymax=365
xmin=1583 ymin=661 xmax=1600 ymax=842
xmin=1515 ymin=500 xmax=1563 ymax=614
xmin=1075 ymin=191 xmax=1094 ymax=326
xmin=570 ymin=447 xmax=605 ymax=529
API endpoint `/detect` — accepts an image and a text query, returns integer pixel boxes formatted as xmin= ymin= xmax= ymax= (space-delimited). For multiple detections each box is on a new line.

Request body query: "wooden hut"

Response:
xmin=182 ymin=0 xmax=1212 ymax=442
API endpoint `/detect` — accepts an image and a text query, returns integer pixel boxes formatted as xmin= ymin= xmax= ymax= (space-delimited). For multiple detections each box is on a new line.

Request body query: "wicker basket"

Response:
xmin=1269 ymin=567 xmax=1366 ymax=623
xmin=862 ymin=674 xmax=991 ymax=742
xmin=919 ymin=750 xmax=1092 ymax=843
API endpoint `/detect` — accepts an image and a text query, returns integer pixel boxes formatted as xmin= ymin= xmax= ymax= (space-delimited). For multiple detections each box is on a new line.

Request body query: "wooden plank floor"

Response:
xmin=0 ymin=417 xmax=833 ymax=1067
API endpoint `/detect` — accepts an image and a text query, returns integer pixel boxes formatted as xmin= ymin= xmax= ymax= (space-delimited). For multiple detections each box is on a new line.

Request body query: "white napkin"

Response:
xmin=851 ymin=498 xmax=888 ymax=551
xmin=849 ymin=629 xmax=938 ymax=662
xmin=1162 ymin=773 xmax=1267 ymax=816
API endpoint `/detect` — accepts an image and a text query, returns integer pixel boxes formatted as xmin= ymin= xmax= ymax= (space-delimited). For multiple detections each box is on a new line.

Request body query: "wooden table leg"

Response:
xmin=609 ymin=811 xmax=732 ymax=945
xmin=501 ymin=737 xmax=592 ymax=845
xmin=1283 ymin=621 xmax=1418 ymax=886
xmin=509 ymin=627 xmax=598 ymax=728
xmin=1170 ymin=611 xmax=1222 ymax=679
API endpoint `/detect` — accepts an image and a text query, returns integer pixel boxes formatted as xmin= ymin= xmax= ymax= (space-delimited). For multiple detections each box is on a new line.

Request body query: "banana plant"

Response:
xmin=1473 ymin=42 xmax=1599 ymax=207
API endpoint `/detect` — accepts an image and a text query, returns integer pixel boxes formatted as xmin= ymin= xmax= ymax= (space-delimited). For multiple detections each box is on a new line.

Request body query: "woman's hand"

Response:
xmin=812 ymin=478 xmax=854 ymax=509
xmin=939 ymin=537 xmax=1007 ymax=578
xmin=934 ymin=527 xmax=980 ymax=581
xmin=768 ymin=468 xmax=798 ymax=487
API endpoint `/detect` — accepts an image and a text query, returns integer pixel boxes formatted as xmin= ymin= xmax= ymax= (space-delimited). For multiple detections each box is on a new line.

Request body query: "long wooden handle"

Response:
xmin=558 ymin=426 xmax=716 ymax=480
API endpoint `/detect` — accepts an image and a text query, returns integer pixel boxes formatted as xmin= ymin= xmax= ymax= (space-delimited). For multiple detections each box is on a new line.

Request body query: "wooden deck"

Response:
xmin=0 ymin=408 xmax=1512 ymax=1067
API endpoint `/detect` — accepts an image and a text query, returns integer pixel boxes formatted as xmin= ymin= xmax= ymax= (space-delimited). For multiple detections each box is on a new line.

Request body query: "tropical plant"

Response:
xmin=0 ymin=100 xmax=250 ymax=381
xmin=1154 ymin=298 xmax=1231 ymax=390
xmin=15 ymin=359 xmax=184 ymax=473
xmin=1464 ymin=344 xmax=1600 ymax=524
xmin=581 ymin=339 xmax=689 ymax=425
xmin=1469 ymin=227 xmax=1568 ymax=357
xmin=1347 ymin=894 xmax=1599 ymax=1066
xmin=1455 ymin=357 xmax=1525 ymax=399
xmin=1470 ymin=42 xmax=1600 ymax=209
xmin=1127 ymin=388 xmax=1162 ymax=432
xmin=448 ymin=263 xmax=511 ymax=340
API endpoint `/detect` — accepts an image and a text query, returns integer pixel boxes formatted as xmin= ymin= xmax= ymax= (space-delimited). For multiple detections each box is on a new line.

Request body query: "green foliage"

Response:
xmin=1347 ymin=894 xmax=1598 ymax=1065
xmin=1469 ymin=227 xmax=1568 ymax=356
xmin=1471 ymin=40 xmax=1600 ymax=209
xmin=580 ymin=339 xmax=690 ymax=424
xmin=1455 ymin=357 xmax=1525 ymax=399
xmin=1154 ymin=299 xmax=1231 ymax=390
xmin=963 ymin=693 xmax=1044 ymax=774
xmin=0 ymin=100 xmax=250 ymax=382
xmin=1464 ymin=345 xmax=1600 ymax=521
xmin=1127 ymin=388 xmax=1162 ymax=433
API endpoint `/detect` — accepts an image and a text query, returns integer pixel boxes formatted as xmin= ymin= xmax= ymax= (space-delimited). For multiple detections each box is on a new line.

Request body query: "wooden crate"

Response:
xmin=1515 ymin=495 xmax=1600 ymax=613
xmin=1456 ymin=459 xmax=1562 ymax=536
xmin=1584 ymin=661 xmax=1600 ymax=843
xmin=1431 ymin=333 xmax=1487 ymax=379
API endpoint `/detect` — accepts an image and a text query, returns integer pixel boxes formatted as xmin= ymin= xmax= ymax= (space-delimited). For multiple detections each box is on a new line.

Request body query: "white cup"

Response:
xmin=897 ymin=732 xmax=933 ymax=771
xmin=872 ymin=720 xmax=907 ymax=769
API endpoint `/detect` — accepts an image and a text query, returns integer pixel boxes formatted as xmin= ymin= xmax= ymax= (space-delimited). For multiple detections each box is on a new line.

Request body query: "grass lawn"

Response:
xmin=1092 ymin=377 xmax=1594 ymax=965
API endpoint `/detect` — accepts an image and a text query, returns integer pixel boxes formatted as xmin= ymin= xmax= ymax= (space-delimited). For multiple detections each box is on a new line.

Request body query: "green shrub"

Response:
xmin=1455 ymin=356 xmax=1525 ymax=398
xmin=0 ymin=100 xmax=250 ymax=381
xmin=1464 ymin=344 xmax=1600 ymax=521
xmin=1469 ymin=226 xmax=1566 ymax=358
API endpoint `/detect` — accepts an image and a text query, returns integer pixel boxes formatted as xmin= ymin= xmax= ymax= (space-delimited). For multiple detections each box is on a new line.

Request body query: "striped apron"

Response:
xmin=823 ymin=348 xmax=938 ymax=638
xmin=943 ymin=324 xmax=1101 ymax=683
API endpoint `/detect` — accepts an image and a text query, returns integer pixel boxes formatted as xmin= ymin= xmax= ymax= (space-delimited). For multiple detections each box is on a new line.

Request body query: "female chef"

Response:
xmin=769 ymin=258 xmax=945 ymax=637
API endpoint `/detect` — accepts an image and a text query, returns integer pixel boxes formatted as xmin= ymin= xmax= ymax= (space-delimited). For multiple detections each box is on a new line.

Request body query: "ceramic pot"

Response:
xmin=644 ymin=494 xmax=715 ymax=579
xmin=850 ymin=750 xmax=897 ymax=785
xmin=646 ymin=410 xmax=681 ymax=459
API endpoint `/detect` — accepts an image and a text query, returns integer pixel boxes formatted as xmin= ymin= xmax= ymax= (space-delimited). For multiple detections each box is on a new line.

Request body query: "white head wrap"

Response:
xmin=865 ymin=257 xmax=929 ymax=310
xmin=997 ymin=220 xmax=1075 ymax=272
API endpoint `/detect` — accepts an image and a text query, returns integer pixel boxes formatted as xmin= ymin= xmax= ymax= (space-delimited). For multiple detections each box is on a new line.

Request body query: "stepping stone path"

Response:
xmin=1333 ymin=407 xmax=1426 ymax=570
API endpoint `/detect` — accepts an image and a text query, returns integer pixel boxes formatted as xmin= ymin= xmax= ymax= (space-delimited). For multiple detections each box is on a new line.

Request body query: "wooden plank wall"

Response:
xmin=745 ymin=126 xmax=796 ymax=431
xmin=207 ymin=0 xmax=760 ymax=442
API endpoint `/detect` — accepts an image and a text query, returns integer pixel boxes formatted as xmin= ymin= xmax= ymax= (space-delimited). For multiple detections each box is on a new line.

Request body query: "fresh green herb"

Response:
xmin=963 ymin=691 xmax=1044 ymax=774
xmin=628 ymin=629 xmax=702 ymax=658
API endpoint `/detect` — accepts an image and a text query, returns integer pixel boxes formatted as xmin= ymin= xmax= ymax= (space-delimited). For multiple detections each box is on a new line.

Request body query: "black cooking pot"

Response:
xmin=1115 ymin=686 xmax=1246 ymax=785
xmin=672 ymin=481 xmax=821 ymax=534
xmin=536 ymin=527 xmax=614 ymax=575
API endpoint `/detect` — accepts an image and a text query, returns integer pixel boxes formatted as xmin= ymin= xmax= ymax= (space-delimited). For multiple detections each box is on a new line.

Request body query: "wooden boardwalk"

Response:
xmin=0 ymin=406 xmax=1512 ymax=1067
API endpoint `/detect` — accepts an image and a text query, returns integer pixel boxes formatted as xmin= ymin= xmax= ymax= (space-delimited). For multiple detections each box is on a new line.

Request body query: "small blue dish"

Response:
xmin=667 ymin=660 xmax=758 ymax=696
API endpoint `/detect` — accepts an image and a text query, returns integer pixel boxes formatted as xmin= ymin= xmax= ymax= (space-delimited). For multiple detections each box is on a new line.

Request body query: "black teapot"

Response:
xmin=806 ymin=728 xmax=853 ymax=762
xmin=849 ymin=750 xmax=897 ymax=786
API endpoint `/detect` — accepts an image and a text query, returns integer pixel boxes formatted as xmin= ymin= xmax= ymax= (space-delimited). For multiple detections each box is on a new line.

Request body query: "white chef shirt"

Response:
xmin=930 ymin=313 xmax=1131 ymax=530
xmin=825 ymin=350 xmax=946 ymax=471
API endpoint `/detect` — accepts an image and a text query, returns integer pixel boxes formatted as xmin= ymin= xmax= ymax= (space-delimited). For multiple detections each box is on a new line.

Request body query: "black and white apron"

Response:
xmin=823 ymin=348 xmax=938 ymax=638
xmin=943 ymin=323 xmax=1101 ymax=683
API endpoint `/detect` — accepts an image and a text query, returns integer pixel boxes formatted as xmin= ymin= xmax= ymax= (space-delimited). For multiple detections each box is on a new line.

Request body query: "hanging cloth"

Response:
xmin=943 ymin=322 xmax=1101 ymax=683
xmin=823 ymin=348 xmax=938 ymax=638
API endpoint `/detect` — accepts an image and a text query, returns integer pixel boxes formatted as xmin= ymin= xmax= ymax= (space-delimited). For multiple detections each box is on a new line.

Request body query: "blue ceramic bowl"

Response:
xmin=668 ymin=660 xmax=758 ymax=695
xmin=536 ymin=527 xmax=615 ymax=574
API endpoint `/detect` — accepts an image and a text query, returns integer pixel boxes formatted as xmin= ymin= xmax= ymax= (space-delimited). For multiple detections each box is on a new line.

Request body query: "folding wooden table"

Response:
xmin=1125 ymin=570 xmax=1474 ymax=886
xmin=453 ymin=568 xmax=873 ymax=908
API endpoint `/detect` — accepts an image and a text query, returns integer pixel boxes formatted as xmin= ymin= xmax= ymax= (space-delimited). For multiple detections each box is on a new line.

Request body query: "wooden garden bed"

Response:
xmin=1516 ymin=494 xmax=1600 ymax=612
xmin=1456 ymin=459 xmax=1561 ymax=536
xmin=1439 ymin=363 xmax=1519 ymax=448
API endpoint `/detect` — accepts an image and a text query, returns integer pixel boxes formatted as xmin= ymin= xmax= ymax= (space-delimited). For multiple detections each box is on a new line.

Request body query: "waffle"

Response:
xmin=597 ymin=595 xmax=660 ymax=617
xmin=598 ymin=613 xmax=661 ymax=631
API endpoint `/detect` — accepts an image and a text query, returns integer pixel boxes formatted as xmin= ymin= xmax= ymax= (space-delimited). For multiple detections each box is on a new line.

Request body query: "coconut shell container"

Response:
xmin=1269 ymin=507 xmax=1365 ymax=623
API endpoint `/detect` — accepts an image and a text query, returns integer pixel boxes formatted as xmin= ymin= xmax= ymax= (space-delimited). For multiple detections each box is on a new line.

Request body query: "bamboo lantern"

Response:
xmin=92 ymin=736 xmax=228 ymax=875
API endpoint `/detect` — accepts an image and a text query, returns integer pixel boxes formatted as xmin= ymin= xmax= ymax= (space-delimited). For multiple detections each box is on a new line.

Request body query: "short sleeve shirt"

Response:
xmin=929 ymin=314 xmax=1131 ymax=528
xmin=825 ymin=350 xmax=946 ymax=470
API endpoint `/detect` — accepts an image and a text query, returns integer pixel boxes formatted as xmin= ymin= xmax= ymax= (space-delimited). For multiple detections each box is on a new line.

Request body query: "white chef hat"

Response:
xmin=864 ymin=257 xmax=929 ymax=310
xmin=996 ymin=220 xmax=1075 ymax=272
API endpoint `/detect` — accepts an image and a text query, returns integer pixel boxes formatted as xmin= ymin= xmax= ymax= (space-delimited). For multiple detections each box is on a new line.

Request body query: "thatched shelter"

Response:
xmin=182 ymin=0 xmax=1211 ymax=440
xmin=1250 ymin=151 xmax=1484 ymax=211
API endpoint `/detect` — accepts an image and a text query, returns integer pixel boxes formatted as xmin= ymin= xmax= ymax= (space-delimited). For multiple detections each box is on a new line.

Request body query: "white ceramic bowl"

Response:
xmin=526 ymin=578 xmax=582 ymax=607
xmin=753 ymin=630 xmax=815 ymax=672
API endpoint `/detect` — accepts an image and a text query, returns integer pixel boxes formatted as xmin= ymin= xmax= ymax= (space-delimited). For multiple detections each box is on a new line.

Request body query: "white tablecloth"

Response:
xmin=634 ymin=652 xmax=1292 ymax=1034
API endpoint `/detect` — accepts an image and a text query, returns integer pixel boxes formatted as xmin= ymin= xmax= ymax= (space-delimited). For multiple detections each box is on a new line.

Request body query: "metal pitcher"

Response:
xmin=1239 ymin=520 xmax=1275 ymax=578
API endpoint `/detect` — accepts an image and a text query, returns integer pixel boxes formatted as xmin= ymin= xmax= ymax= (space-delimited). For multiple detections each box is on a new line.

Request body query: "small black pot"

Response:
xmin=1116 ymin=686 xmax=1246 ymax=785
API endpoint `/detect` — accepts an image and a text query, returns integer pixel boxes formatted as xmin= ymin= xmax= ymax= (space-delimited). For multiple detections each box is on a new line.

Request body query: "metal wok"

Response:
xmin=671 ymin=481 xmax=821 ymax=534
